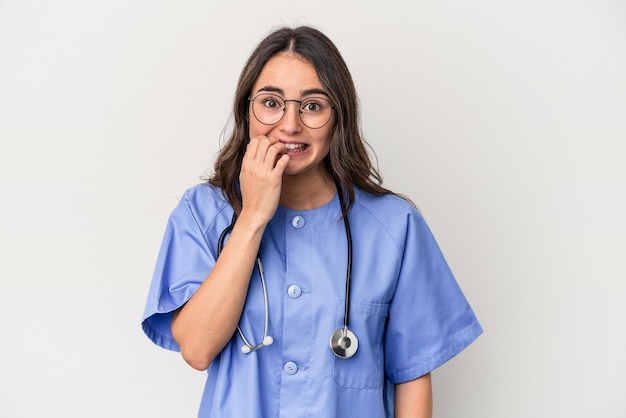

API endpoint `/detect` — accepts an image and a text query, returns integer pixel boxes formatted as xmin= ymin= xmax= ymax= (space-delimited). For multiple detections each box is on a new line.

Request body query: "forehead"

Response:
xmin=251 ymin=53 xmax=325 ymax=96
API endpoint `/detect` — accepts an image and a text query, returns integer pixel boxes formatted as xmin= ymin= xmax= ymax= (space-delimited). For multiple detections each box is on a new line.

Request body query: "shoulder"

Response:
xmin=354 ymin=189 xmax=417 ymax=214
xmin=352 ymin=189 xmax=422 ymax=225
xmin=351 ymin=189 xmax=426 ymax=247
xmin=173 ymin=183 xmax=232 ymax=234
xmin=181 ymin=183 xmax=228 ymax=208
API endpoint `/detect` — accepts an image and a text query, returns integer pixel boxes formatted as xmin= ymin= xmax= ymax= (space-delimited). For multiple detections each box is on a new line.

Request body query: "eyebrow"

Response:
xmin=255 ymin=85 xmax=329 ymax=98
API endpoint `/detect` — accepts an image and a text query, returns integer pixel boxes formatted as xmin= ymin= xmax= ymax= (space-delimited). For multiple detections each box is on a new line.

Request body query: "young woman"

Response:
xmin=142 ymin=26 xmax=482 ymax=417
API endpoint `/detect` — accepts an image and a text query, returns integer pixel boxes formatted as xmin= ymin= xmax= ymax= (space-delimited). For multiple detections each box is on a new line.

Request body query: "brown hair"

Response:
xmin=208 ymin=26 xmax=397 ymax=213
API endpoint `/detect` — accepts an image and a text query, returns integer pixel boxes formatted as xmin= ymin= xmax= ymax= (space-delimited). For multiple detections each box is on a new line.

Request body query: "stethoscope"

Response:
xmin=216 ymin=188 xmax=358 ymax=359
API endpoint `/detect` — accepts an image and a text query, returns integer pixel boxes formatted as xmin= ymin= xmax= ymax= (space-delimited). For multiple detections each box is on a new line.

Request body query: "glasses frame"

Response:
xmin=248 ymin=93 xmax=336 ymax=129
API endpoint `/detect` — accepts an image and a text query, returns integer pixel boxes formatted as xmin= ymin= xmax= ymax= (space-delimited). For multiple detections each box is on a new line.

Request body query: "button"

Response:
xmin=287 ymin=284 xmax=302 ymax=299
xmin=283 ymin=361 xmax=298 ymax=375
xmin=291 ymin=215 xmax=305 ymax=229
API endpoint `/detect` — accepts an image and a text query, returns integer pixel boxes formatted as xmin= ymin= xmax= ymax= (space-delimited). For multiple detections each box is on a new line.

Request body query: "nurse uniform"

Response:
xmin=142 ymin=183 xmax=482 ymax=417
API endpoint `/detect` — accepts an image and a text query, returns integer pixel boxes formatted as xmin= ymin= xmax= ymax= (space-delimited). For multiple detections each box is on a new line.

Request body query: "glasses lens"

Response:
xmin=251 ymin=94 xmax=285 ymax=125
xmin=251 ymin=94 xmax=333 ymax=129
xmin=299 ymin=97 xmax=333 ymax=129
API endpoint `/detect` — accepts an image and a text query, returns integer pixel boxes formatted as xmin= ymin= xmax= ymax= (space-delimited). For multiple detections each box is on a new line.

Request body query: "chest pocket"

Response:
xmin=332 ymin=302 xmax=389 ymax=389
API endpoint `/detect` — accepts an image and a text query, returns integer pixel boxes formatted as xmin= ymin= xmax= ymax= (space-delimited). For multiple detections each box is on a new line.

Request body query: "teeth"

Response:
xmin=284 ymin=143 xmax=306 ymax=152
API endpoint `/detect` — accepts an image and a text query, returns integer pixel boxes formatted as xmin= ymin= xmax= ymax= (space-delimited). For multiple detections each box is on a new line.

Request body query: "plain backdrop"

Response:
xmin=1 ymin=0 xmax=625 ymax=417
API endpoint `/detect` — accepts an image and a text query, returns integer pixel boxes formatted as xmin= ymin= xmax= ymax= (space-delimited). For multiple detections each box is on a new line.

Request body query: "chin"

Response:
xmin=282 ymin=168 xmax=304 ymax=177
xmin=283 ymin=163 xmax=312 ymax=177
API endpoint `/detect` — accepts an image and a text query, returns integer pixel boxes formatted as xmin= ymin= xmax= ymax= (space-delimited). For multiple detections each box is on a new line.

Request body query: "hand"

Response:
xmin=238 ymin=136 xmax=290 ymax=226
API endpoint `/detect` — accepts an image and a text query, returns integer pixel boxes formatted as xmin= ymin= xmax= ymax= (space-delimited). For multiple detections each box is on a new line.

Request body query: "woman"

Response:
xmin=142 ymin=26 xmax=482 ymax=417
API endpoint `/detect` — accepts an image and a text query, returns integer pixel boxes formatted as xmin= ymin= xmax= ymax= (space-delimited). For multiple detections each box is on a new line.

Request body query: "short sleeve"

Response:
xmin=141 ymin=185 xmax=228 ymax=352
xmin=384 ymin=210 xmax=482 ymax=383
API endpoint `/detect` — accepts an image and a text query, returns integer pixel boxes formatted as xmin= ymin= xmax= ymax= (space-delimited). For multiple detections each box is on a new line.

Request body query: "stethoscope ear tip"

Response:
xmin=241 ymin=335 xmax=274 ymax=354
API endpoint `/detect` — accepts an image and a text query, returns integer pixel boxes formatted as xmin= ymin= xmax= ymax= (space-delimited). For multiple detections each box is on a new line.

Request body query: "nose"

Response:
xmin=279 ymin=100 xmax=302 ymax=133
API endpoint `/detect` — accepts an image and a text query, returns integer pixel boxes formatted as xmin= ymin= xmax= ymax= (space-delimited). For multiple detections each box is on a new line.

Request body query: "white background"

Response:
xmin=1 ymin=0 xmax=625 ymax=417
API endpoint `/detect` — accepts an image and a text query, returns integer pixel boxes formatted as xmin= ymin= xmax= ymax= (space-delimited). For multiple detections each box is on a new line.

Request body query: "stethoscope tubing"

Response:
xmin=340 ymin=199 xmax=353 ymax=333
xmin=217 ymin=213 xmax=273 ymax=353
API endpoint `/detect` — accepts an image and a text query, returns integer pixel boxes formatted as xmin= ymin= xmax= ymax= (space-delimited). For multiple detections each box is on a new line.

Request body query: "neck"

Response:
xmin=280 ymin=169 xmax=337 ymax=210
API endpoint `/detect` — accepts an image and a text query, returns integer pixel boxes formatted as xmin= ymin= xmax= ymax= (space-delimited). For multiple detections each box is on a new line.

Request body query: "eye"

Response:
xmin=261 ymin=95 xmax=283 ymax=109
xmin=301 ymin=99 xmax=324 ymax=112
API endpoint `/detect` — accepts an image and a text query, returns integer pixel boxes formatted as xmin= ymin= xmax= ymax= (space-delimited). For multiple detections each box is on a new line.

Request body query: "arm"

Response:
xmin=171 ymin=137 xmax=288 ymax=371
xmin=394 ymin=373 xmax=433 ymax=418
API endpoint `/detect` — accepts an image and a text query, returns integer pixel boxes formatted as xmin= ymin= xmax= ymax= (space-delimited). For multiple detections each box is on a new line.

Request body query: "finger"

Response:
xmin=244 ymin=136 xmax=261 ymax=161
xmin=247 ymin=136 xmax=281 ymax=165
xmin=273 ymin=153 xmax=290 ymax=174
xmin=264 ymin=141 xmax=287 ymax=166
xmin=248 ymin=136 xmax=276 ymax=164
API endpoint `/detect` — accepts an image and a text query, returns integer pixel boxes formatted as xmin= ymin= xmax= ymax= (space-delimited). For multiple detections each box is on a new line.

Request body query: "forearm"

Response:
xmin=171 ymin=212 xmax=266 ymax=371
xmin=394 ymin=373 xmax=433 ymax=418
xmin=172 ymin=136 xmax=288 ymax=371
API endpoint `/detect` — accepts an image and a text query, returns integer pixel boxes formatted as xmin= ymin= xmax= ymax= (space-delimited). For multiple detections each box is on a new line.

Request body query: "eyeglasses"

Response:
xmin=248 ymin=93 xmax=335 ymax=129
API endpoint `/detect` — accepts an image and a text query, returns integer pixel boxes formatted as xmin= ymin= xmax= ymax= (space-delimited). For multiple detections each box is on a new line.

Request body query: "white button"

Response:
xmin=287 ymin=284 xmax=302 ymax=299
xmin=283 ymin=361 xmax=298 ymax=375
xmin=291 ymin=215 xmax=305 ymax=229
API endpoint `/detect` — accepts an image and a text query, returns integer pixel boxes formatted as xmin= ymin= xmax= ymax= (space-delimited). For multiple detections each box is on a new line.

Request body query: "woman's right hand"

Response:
xmin=238 ymin=135 xmax=290 ymax=226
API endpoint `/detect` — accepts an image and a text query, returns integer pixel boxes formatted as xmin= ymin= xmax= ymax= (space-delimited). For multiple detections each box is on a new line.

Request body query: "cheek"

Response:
xmin=248 ymin=114 xmax=271 ymax=138
xmin=319 ymin=127 xmax=334 ymax=151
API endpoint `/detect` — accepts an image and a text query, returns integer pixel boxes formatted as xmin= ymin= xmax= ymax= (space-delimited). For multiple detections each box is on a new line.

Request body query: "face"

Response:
xmin=249 ymin=53 xmax=334 ymax=179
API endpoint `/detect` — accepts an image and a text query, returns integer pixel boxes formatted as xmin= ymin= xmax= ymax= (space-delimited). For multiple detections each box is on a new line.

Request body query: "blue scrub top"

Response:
xmin=142 ymin=184 xmax=482 ymax=417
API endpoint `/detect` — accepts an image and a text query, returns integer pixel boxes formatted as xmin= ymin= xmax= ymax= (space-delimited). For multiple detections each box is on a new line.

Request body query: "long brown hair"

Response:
xmin=208 ymin=26 xmax=397 ymax=213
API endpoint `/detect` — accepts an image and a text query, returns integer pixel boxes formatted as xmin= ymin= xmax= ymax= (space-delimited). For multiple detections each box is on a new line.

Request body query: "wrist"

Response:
xmin=235 ymin=208 xmax=271 ymax=237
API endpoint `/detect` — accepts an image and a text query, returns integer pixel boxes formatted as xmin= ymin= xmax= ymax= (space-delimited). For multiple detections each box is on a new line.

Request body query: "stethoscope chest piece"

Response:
xmin=330 ymin=328 xmax=358 ymax=359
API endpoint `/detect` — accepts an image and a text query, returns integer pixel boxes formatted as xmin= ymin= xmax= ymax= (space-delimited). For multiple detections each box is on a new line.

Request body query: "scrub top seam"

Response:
xmin=353 ymin=196 xmax=406 ymax=255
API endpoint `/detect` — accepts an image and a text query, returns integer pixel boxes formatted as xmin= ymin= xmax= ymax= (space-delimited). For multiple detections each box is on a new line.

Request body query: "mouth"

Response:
xmin=283 ymin=142 xmax=308 ymax=153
